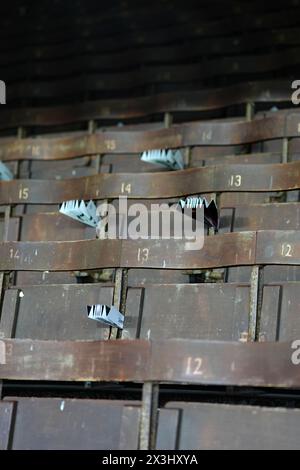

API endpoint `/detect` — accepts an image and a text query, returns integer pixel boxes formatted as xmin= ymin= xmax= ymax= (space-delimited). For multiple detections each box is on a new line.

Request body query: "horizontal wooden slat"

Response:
xmin=1 ymin=161 xmax=299 ymax=205
xmin=0 ymin=231 xmax=299 ymax=272
xmin=4 ymin=48 xmax=300 ymax=100
xmin=0 ymin=232 xmax=256 ymax=271
xmin=0 ymin=338 xmax=298 ymax=387
xmin=0 ymin=80 xmax=291 ymax=129
xmin=1 ymin=113 xmax=300 ymax=160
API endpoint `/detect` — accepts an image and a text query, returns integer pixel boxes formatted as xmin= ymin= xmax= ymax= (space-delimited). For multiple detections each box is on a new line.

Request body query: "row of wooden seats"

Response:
xmin=0 ymin=227 xmax=298 ymax=346
xmin=0 ymin=2 xmax=229 ymax=40
xmin=2 ymin=0 xmax=294 ymax=39
xmin=0 ymin=114 xmax=298 ymax=290
xmin=2 ymin=200 xmax=299 ymax=236
xmin=2 ymin=41 xmax=299 ymax=84
xmin=2 ymin=6 xmax=300 ymax=108
xmin=1 ymin=163 xmax=298 ymax=202
xmin=18 ymin=151 xmax=291 ymax=180
xmin=0 ymin=337 xmax=298 ymax=390
xmin=3 ymin=28 xmax=300 ymax=80
xmin=1 ymin=111 xmax=299 ymax=160
xmin=0 ymin=183 xmax=297 ymax=433
xmin=4 ymin=49 xmax=300 ymax=103
xmin=1 ymin=3 xmax=300 ymax=449
xmin=0 ymin=80 xmax=293 ymax=130
xmin=1 ymin=206 xmax=299 ymax=287
xmin=0 ymin=281 xmax=298 ymax=342
xmin=1 ymin=398 xmax=299 ymax=450
xmin=1 ymin=0 xmax=253 ymax=40
xmin=0 ymin=231 xmax=298 ymax=269
xmin=2 ymin=3 xmax=298 ymax=53
xmin=1 ymin=161 xmax=299 ymax=219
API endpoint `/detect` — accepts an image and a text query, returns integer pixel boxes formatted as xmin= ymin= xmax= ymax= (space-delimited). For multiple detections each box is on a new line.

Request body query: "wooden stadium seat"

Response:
xmin=0 ymin=398 xmax=140 ymax=450
xmin=157 ymin=402 xmax=300 ymax=450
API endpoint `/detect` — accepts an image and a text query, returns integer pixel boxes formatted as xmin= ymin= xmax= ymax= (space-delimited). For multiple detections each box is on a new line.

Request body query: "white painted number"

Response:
xmin=105 ymin=140 xmax=116 ymax=151
xmin=121 ymin=183 xmax=132 ymax=194
xmin=137 ymin=248 xmax=150 ymax=263
xmin=202 ymin=130 xmax=212 ymax=142
xmin=185 ymin=357 xmax=203 ymax=376
xmin=229 ymin=175 xmax=242 ymax=188
xmin=18 ymin=186 xmax=29 ymax=200
xmin=281 ymin=244 xmax=293 ymax=258
xmin=9 ymin=249 xmax=20 ymax=260
xmin=0 ymin=340 xmax=6 ymax=365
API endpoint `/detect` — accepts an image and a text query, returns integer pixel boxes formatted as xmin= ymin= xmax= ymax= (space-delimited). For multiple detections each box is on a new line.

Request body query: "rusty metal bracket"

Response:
xmin=111 ymin=268 xmax=128 ymax=340
xmin=139 ymin=382 xmax=159 ymax=450
xmin=249 ymin=265 xmax=264 ymax=342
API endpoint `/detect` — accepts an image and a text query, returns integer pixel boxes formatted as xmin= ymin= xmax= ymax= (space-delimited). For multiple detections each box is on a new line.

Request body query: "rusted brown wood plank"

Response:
xmin=1 ymin=161 xmax=299 ymax=205
xmin=0 ymin=231 xmax=298 ymax=272
xmin=0 ymin=339 xmax=298 ymax=388
xmin=6 ymin=202 xmax=300 ymax=245
xmin=256 ymin=231 xmax=300 ymax=265
xmin=1 ymin=113 xmax=300 ymax=161
xmin=0 ymin=339 xmax=150 ymax=382
xmin=0 ymin=232 xmax=257 ymax=271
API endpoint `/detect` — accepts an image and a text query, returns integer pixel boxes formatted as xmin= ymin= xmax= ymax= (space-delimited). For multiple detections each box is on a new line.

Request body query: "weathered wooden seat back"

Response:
xmin=157 ymin=402 xmax=300 ymax=450
xmin=0 ymin=398 xmax=140 ymax=450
